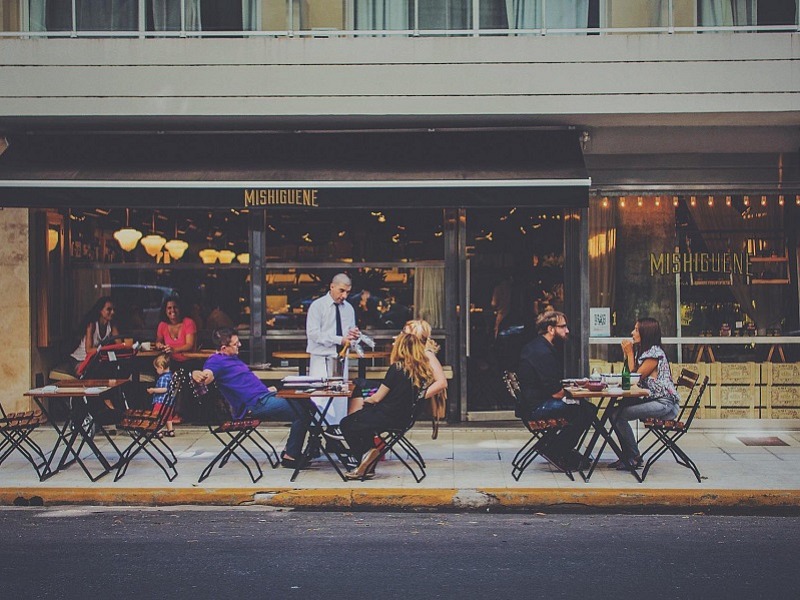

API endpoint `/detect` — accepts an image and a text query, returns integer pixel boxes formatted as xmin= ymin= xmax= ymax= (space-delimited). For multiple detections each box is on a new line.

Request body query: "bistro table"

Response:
xmin=565 ymin=384 xmax=651 ymax=483
xmin=280 ymin=383 xmax=354 ymax=482
xmin=24 ymin=379 xmax=129 ymax=481
xmin=272 ymin=351 xmax=390 ymax=379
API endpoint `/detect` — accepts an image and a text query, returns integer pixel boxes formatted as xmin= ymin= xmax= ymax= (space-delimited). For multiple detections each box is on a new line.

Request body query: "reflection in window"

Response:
xmin=1 ymin=0 xmax=21 ymax=31
xmin=479 ymin=0 xmax=591 ymax=30
xmin=698 ymin=0 xmax=757 ymax=26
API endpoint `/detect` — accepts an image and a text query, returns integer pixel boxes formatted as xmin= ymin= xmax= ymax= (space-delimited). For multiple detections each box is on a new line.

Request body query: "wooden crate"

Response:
xmin=711 ymin=362 xmax=760 ymax=386
xmin=765 ymin=407 xmax=800 ymax=419
xmin=715 ymin=406 xmax=759 ymax=419
xmin=762 ymin=363 xmax=800 ymax=386
xmin=764 ymin=386 xmax=800 ymax=408
xmin=671 ymin=362 xmax=706 ymax=383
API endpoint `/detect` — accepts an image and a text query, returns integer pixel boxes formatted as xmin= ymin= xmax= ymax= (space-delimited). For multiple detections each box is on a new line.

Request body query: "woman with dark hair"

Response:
xmin=155 ymin=295 xmax=197 ymax=363
xmin=609 ymin=317 xmax=680 ymax=471
xmin=69 ymin=296 xmax=119 ymax=375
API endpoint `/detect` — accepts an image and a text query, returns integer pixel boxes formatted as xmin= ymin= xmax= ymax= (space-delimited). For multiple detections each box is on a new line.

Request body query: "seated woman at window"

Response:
xmin=155 ymin=295 xmax=197 ymax=363
xmin=608 ymin=317 xmax=680 ymax=471
xmin=69 ymin=296 xmax=119 ymax=375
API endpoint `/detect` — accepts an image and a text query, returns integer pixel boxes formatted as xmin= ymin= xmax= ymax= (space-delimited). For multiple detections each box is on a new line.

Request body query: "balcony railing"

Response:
xmin=1 ymin=1 xmax=798 ymax=38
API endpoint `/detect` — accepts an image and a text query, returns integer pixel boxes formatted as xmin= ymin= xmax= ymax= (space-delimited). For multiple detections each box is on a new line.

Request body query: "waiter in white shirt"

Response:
xmin=306 ymin=273 xmax=359 ymax=424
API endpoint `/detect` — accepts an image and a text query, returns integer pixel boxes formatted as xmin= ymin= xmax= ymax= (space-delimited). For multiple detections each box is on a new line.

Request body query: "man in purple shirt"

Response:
xmin=192 ymin=327 xmax=312 ymax=469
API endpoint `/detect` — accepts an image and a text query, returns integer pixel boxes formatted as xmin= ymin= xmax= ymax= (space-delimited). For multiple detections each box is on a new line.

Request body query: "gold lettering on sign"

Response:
xmin=244 ymin=189 xmax=319 ymax=208
xmin=649 ymin=252 xmax=752 ymax=277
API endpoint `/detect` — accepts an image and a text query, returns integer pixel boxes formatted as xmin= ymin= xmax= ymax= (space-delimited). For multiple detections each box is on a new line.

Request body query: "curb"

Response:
xmin=4 ymin=487 xmax=800 ymax=511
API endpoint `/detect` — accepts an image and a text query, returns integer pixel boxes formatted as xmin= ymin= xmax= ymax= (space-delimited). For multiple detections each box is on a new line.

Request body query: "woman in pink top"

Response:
xmin=155 ymin=296 xmax=197 ymax=363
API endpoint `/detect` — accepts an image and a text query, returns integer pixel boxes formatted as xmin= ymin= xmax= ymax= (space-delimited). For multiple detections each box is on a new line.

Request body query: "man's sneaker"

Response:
xmin=323 ymin=427 xmax=346 ymax=441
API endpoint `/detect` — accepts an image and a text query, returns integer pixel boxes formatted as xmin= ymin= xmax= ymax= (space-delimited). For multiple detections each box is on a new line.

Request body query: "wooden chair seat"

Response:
xmin=643 ymin=418 xmax=685 ymax=431
xmin=216 ymin=418 xmax=262 ymax=432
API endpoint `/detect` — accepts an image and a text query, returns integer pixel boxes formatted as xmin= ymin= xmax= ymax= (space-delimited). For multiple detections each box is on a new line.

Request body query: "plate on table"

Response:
xmin=561 ymin=378 xmax=589 ymax=387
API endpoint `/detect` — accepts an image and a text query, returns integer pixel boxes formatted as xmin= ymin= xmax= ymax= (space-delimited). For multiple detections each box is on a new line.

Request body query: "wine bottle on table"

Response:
xmin=621 ymin=360 xmax=631 ymax=391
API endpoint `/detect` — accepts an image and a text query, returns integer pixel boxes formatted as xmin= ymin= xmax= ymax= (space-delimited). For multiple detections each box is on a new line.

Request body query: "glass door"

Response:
xmin=464 ymin=207 xmax=566 ymax=415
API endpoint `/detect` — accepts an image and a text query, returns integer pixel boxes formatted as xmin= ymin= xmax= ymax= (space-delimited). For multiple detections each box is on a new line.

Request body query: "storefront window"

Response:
xmin=589 ymin=194 xmax=799 ymax=364
xmin=61 ymin=206 xmax=445 ymax=366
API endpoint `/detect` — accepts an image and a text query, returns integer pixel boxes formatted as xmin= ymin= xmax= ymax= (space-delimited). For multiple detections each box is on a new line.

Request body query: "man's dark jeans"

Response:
xmin=529 ymin=398 xmax=597 ymax=457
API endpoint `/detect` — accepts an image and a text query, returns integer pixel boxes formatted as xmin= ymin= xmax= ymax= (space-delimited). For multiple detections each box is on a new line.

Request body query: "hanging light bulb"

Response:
xmin=113 ymin=208 xmax=142 ymax=252
xmin=761 ymin=195 xmax=767 ymax=207
xmin=690 ymin=196 xmax=697 ymax=207
xmin=778 ymin=195 xmax=785 ymax=206
xmin=198 ymin=248 xmax=219 ymax=264
xmin=707 ymin=195 xmax=714 ymax=207
xmin=165 ymin=217 xmax=188 ymax=260
xmin=725 ymin=195 xmax=732 ymax=207
xmin=654 ymin=197 xmax=661 ymax=207
xmin=164 ymin=239 xmax=188 ymax=260
xmin=140 ymin=212 xmax=166 ymax=257
xmin=601 ymin=197 xmax=609 ymax=208
xmin=672 ymin=196 xmax=679 ymax=207
xmin=637 ymin=196 xmax=643 ymax=207
xmin=743 ymin=195 xmax=750 ymax=206
xmin=619 ymin=197 xmax=626 ymax=208
xmin=218 ymin=250 xmax=236 ymax=264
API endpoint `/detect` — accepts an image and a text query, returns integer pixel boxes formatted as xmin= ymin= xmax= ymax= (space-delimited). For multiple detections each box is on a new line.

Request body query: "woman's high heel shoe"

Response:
xmin=345 ymin=447 xmax=381 ymax=480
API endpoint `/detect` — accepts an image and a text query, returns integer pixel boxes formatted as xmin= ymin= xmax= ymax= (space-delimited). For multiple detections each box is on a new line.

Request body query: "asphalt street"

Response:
xmin=3 ymin=507 xmax=799 ymax=599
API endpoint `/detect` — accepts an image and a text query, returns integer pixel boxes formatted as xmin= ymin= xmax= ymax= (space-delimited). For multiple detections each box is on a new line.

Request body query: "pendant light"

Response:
xmin=236 ymin=252 xmax=250 ymax=264
xmin=217 ymin=249 xmax=236 ymax=264
xmin=164 ymin=217 xmax=188 ymax=260
xmin=199 ymin=248 xmax=219 ymax=264
xmin=140 ymin=212 xmax=167 ymax=258
xmin=113 ymin=208 xmax=143 ymax=252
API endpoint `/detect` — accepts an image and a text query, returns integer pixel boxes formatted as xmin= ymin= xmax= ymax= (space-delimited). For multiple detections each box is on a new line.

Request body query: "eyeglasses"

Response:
xmin=555 ymin=324 xmax=568 ymax=329
xmin=225 ymin=340 xmax=242 ymax=348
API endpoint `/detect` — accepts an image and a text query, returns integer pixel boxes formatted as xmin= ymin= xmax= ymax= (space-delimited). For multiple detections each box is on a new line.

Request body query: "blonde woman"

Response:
xmin=340 ymin=331 xmax=445 ymax=480
xmin=403 ymin=319 xmax=448 ymax=438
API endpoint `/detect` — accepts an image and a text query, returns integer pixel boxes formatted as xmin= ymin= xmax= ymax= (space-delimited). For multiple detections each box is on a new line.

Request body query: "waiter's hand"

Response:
xmin=346 ymin=327 xmax=360 ymax=341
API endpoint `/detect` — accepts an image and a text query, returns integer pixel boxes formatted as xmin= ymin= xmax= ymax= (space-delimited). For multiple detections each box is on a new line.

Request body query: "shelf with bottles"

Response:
xmin=747 ymin=237 xmax=790 ymax=284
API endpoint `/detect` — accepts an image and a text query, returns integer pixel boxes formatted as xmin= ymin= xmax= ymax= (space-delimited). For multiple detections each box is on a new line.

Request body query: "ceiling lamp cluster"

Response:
xmin=113 ymin=209 xmax=190 ymax=261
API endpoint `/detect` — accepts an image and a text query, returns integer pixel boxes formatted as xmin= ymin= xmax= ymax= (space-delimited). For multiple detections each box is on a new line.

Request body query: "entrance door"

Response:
xmin=464 ymin=207 xmax=566 ymax=418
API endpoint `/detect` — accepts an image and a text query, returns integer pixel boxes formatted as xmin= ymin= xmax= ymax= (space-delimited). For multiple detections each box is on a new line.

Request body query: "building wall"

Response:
xmin=0 ymin=34 xmax=796 ymax=129
xmin=0 ymin=208 xmax=31 ymax=412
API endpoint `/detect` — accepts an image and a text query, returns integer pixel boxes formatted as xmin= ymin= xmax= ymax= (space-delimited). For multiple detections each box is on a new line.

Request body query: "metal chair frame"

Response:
xmin=114 ymin=369 xmax=185 ymax=482
xmin=0 ymin=406 xmax=49 ymax=477
xmin=639 ymin=373 xmax=710 ymax=483
xmin=192 ymin=381 xmax=280 ymax=484
xmin=637 ymin=368 xmax=701 ymax=452
xmin=503 ymin=371 xmax=573 ymax=481
xmin=355 ymin=387 xmax=429 ymax=483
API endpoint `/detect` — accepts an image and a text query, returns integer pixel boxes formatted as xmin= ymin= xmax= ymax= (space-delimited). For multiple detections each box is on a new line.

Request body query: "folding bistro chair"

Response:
xmin=0 ymin=403 xmax=49 ymax=477
xmin=638 ymin=373 xmax=709 ymax=483
xmin=354 ymin=386 xmax=429 ymax=483
xmin=503 ymin=371 xmax=572 ymax=481
xmin=191 ymin=380 xmax=280 ymax=484
xmin=114 ymin=369 xmax=186 ymax=482
xmin=637 ymin=368 xmax=700 ymax=450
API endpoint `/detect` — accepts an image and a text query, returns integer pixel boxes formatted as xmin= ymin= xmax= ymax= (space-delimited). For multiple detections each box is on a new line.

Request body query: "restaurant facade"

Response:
xmin=0 ymin=1 xmax=798 ymax=422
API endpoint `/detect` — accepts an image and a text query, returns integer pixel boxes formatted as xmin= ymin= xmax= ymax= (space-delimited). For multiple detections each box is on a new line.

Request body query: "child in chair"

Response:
xmin=147 ymin=354 xmax=175 ymax=437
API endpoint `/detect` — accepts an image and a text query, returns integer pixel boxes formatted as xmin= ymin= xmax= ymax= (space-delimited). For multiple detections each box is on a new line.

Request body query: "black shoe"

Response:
xmin=566 ymin=450 xmax=591 ymax=471
xmin=304 ymin=443 xmax=322 ymax=459
xmin=280 ymin=454 xmax=310 ymax=470
xmin=540 ymin=450 xmax=570 ymax=472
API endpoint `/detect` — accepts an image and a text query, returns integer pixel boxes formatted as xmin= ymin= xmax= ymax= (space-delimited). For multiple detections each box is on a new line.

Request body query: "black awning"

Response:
xmin=587 ymin=153 xmax=800 ymax=196
xmin=0 ymin=129 xmax=589 ymax=209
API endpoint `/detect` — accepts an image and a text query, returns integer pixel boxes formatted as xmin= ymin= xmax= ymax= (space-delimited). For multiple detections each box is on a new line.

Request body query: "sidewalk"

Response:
xmin=3 ymin=421 xmax=800 ymax=511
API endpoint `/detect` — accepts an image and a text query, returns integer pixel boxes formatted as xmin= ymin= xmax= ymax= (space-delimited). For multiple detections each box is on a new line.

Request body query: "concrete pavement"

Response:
xmin=2 ymin=420 xmax=800 ymax=511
